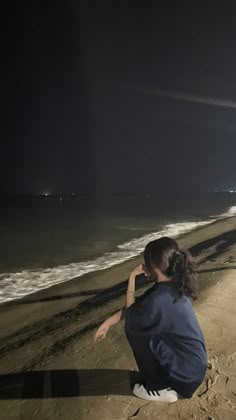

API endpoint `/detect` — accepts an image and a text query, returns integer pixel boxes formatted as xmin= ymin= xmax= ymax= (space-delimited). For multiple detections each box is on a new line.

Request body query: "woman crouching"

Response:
xmin=94 ymin=237 xmax=207 ymax=402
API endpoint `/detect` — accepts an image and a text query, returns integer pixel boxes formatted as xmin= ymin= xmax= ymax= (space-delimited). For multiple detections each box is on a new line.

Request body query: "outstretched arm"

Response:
xmin=105 ymin=308 xmax=124 ymax=326
xmin=94 ymin=264 xmax=146 ymax=343
xmin=94 ymin=307 xmax=125 ymax=342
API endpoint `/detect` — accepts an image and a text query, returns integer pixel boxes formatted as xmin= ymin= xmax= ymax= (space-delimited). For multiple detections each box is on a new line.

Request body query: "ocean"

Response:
xmin=0 ymin=193 xmax=235 ymax=304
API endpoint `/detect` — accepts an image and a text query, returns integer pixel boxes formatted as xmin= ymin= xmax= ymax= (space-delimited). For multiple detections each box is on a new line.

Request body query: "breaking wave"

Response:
xmin=0 ymin=205 xmax=235 ymax=304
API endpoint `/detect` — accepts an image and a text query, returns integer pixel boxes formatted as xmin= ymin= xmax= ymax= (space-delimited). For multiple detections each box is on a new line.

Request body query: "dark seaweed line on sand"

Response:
xmin=22 ymin=321 xmax=102 ymax=371
xmin=0 ymin=276 xmax=149 ymax=358
xmin=0 ymin=229 xmax=235 ymax=361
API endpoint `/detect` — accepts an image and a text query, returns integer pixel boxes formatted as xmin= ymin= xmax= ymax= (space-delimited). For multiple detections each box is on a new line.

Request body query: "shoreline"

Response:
xmin=0 ymin=215 xmax=236 ymax=419
xmin=0 ymin=214 xmax=235 ymax=309
xmin=0 ymin=215 xmax=235 ymax=347
xmin=0 ymin=216 xmax=235 ymax=339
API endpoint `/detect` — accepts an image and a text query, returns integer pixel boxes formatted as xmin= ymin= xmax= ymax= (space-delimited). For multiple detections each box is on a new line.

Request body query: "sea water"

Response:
xmin=0 ymin=193 xmax=235 ymax=303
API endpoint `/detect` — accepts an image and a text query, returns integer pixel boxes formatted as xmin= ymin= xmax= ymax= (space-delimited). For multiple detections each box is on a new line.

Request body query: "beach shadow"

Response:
xmin=0 ymin=369 xmax=140 ymax=399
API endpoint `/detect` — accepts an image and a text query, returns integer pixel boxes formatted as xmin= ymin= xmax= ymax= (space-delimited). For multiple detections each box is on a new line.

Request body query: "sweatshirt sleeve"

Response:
xmin=120 ymin=306 xmax=126 ymax=320
xmin=120 ymin=294 xmax=143 ymax=321
xmin=124 ymin=296 xmax=160 ymax=336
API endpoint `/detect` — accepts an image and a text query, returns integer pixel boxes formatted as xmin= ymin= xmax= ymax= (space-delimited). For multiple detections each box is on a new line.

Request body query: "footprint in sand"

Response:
xmin=208 ymin=355 xmax=219 ymax=370
xmin=227 ymin=352 xmax=236 ymax=367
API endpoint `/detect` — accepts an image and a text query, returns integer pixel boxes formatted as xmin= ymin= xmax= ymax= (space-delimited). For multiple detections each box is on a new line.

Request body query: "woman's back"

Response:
xmin=125 ymin=280 xmax=207 ymax=396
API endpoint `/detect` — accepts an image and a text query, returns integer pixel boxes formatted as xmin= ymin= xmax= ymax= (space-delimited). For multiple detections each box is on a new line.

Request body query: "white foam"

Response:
xmin=1 ymin=204 xmax=235 ymax=304
xmin=0 ymin=219 xmax=216 ymax=304
xmin=219 ymin=205 xmax=236 ymax=217
xmin=211 ymin=206 xmax=236 ymax=219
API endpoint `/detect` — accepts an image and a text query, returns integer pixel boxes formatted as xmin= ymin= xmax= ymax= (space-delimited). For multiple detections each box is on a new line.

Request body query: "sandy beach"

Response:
xmin=0 ymin=216 xmax=236 ymax=419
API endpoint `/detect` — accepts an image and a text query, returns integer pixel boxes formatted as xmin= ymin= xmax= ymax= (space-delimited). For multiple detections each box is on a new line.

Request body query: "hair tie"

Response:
xmin=175 ymin=251 xmax=183 ymax=262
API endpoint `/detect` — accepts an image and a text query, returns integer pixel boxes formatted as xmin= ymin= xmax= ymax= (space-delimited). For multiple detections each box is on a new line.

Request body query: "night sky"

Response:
xmin=2 ymin=1 xmax=236 ymax=194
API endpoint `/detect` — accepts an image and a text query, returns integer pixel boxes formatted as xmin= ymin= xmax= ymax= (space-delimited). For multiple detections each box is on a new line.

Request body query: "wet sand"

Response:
xmin=0 ymin=216 xmax=236 ymax=419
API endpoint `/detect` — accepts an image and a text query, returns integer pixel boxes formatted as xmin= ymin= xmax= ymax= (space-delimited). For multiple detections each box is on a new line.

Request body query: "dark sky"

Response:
xmin=2 ymin=1 xmax=236 ymax=194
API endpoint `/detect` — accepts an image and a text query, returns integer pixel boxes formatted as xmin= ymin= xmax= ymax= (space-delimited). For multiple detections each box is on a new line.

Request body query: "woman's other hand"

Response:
xmin=94 ymin=321 xmax=109 ymax=342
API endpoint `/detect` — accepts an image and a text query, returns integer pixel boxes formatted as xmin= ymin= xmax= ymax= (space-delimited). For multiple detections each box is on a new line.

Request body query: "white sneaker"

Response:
xmin=132 ymin=383 xmax=178 ymax=402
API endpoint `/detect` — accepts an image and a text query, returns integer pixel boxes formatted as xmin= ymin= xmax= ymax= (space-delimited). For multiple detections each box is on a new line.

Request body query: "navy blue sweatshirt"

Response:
xmin=124 ymin=280 xmax=207 ymax=396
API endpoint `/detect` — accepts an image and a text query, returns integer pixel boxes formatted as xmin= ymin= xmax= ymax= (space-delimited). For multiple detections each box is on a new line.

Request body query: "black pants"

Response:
xmin=125 ymin=332 xmax=171 ymax=391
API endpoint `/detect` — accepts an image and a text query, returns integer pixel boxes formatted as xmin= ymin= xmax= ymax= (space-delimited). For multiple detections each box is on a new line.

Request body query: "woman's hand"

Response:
xmin=94 ymin=321 xmax=110 ymax=343
xmin=130 ymin=263 xmax=145 ymax=277
xmin=94 ymin=309 xmax=123 ymax=343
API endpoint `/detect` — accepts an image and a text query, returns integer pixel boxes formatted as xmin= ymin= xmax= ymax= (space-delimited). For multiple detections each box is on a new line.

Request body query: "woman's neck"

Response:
xmin=155 ymin=271 xmax=172 ymax=283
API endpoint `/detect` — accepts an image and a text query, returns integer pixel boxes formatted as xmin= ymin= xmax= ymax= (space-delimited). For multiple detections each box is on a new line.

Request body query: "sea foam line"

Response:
xmin=0 ymin=220 xmax=212 ymax=304
xmin=216 ymin=205 xmax=236 ymax=217
xmin=0 ymin=205 xmax=235 ymax=304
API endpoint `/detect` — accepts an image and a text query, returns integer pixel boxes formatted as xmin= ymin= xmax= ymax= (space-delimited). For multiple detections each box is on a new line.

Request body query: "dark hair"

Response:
xmin=144 ymin=237 xmax=197 ymax=300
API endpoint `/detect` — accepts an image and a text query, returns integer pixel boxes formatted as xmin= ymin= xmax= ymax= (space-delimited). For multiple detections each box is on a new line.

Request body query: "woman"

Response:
xmin=94 ymin=237 xmax=207 ymax=402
